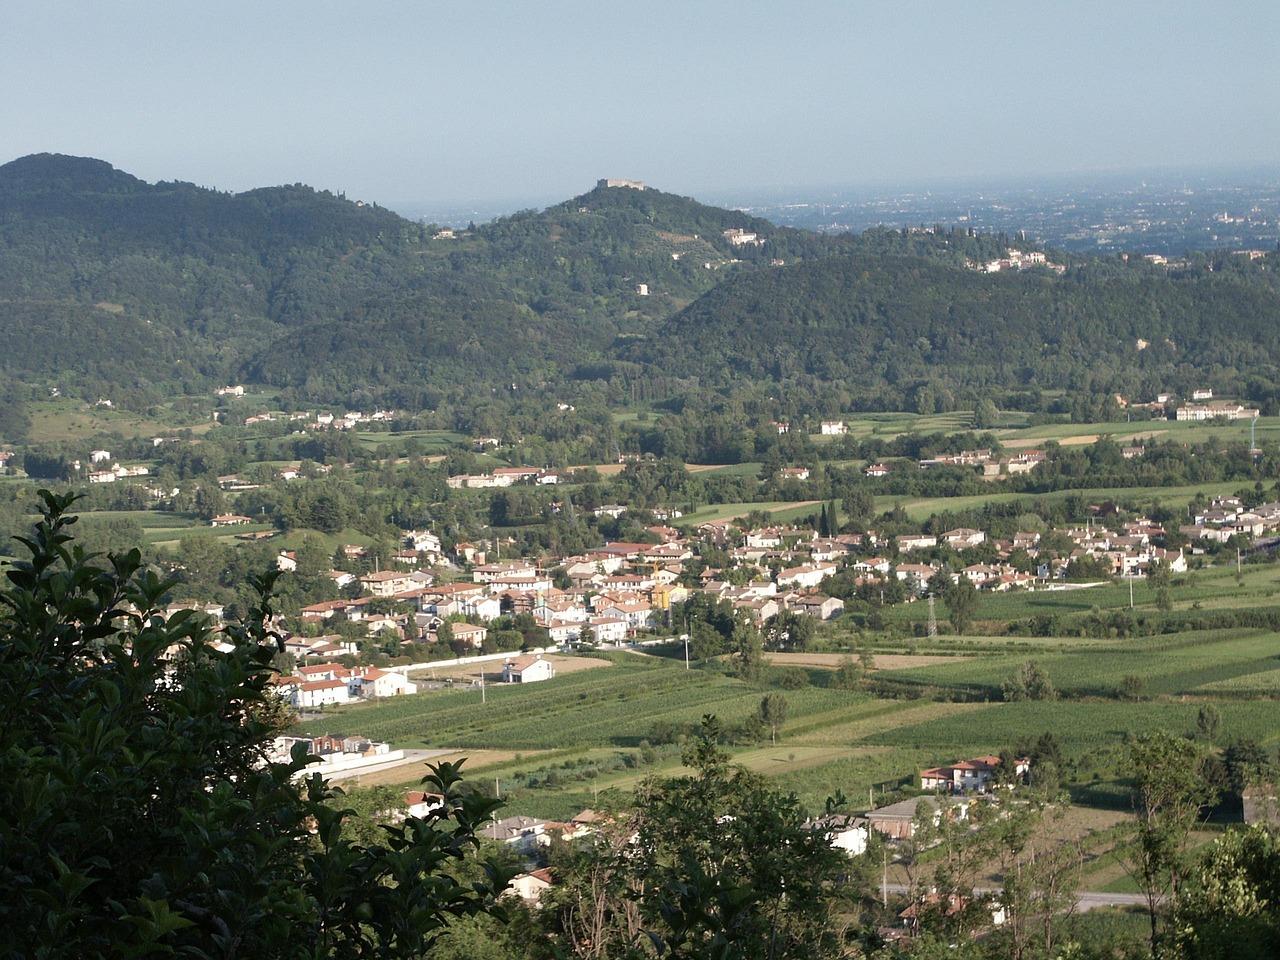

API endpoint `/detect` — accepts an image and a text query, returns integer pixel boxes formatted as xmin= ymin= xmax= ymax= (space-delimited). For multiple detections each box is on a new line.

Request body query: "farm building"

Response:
xmin=502 ymin=654 xmax=556 ymax=683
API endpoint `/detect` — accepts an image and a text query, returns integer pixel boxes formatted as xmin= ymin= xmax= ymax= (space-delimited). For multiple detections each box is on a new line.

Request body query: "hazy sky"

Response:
xmin=4 ymin=1 xmax=1278 ymax=208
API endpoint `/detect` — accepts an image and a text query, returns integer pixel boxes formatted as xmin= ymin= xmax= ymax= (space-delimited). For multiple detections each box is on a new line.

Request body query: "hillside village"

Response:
xmin=248 ymin=482 xmax=1280 ymax=710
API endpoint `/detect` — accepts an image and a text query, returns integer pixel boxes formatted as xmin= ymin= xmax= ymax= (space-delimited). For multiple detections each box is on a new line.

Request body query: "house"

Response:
xmin=484 ymin=815 xmax=551 ymax=851
xmin=896 ymin=534 xmax=937 ymax=554
xmin=599 ymin=600 xmax=654 ymax=631
xmin=894 ymin=563 xmax=938 ymax=591
xmin=359 ymin=571 xmax=418 ymax=597
xmin=788 ymin=594 xmax=845 ymax=620
xmin=404 ymin=790 xmax=445 ymax=819
xmin=804 ymin=814 xmax=869 ymax=855
xmin=779 ymin=467 xmax=811 ymax=481
xmin=819 ymin=421 xmax=847 ymax=435
xmin=940 ymin=528 xmax=986 ymax=550
xmin=867 ymin=796 xmax=969 ymax=840
xmin=507 ymin=868 xmax=555 ymax=904
xmin=210 ymin=514 xmax=253 ymax=527
xmin=347 ymin=667 xmax=417 ymax=699
xmin=449 ymin=623 xmax=488 ymax=649
xmin=1243 ymin=785 xmax=1280 ymax=827
xmin=473 ymin=561 xmax=539 ymax=584
xmin=919 ymin=755 xmax=1030 ymax=794
xmin=289 ymin=678 xmax=351 ymax=709
xmin=587 ymin=615 xmax=628 ymax=645
xmin=502 ymin=655 xmax=556 ymax=683
xmin=776 ymin=562 xmax=836 ymax=590
xmin=866 ymin=463 xmax=891 ymax=478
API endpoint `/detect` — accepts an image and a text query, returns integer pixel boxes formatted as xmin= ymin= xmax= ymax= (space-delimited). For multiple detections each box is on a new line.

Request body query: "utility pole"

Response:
xmin=882 ymin=848 xmax=888 ymax=907
xmin=927 ymin=594 xmax=938 ymax=638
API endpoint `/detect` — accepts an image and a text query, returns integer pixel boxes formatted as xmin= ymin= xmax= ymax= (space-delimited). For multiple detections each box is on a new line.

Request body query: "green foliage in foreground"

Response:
xmin=0 ymin=492 xmax=513 ymax=959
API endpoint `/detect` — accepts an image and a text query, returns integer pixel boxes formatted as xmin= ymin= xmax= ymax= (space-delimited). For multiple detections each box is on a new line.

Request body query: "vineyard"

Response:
xmin=296 ymin=655 xmax=870 ymax=750
xmin=872 ymin=628 xmax=1280 ymax=698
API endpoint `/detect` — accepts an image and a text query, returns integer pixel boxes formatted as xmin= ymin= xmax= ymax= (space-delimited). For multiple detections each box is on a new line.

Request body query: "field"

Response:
xmin=873 ymin=628 xmax=1280 ymax=699
xmin=878 ymin=480 xmax=1246 ymax=523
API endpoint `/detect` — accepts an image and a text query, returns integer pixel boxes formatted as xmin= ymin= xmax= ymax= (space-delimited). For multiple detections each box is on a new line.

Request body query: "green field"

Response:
xmin=875 ymin=628 xmax=1280 ymax=699
xmin=298 ymin=655 xmax=871 ymax=751
xmin=878 ymin=480 xmax=1245 ymax=523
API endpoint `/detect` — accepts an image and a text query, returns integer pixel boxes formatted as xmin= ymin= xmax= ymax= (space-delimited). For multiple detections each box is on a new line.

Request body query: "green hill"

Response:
xmin=623 ymin=248 xmax=1280 ymax=410
xmin=2 ymin=153 xmax=1278 ymax=422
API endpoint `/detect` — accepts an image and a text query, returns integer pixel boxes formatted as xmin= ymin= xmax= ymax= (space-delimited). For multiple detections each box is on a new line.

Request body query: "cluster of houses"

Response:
xmin=1175 ymin=401 xmax=1261 ymax=422
xmin=73 ymin=448 xmax=152 ymax=484
xmin=918 ymin=447 xmax=1048 ymax=476
xmin=291 ymin=525 xmax=853 ymax=654
xmin=446 ymin=467 xmax=560 ymax=488
xmin=968 ymin=248 xmax=1065 ymax=275
xmin=1179 ymin=494 xmax=1280 ymax=545
xmin=282 ymin=502 xmax=1208 ymax=664
xmin=276 ymin=662 xmax=419 ymax=708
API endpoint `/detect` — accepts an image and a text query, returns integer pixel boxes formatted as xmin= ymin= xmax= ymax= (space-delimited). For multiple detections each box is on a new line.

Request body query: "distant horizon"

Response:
xmin=5 ymin=149 xmax=1280 ymax=242
xmin=5 ymin=3 xmax=1277 ymax=220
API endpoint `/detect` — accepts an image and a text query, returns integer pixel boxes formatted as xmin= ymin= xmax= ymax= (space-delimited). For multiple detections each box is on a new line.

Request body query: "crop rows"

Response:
xmin=299 ymin=660 xmax=865 ymax=750
xmin=874 ymin=629 xmax=1280 ymax=697
xmin=862 ymin=700 xmax=1280 ymax=753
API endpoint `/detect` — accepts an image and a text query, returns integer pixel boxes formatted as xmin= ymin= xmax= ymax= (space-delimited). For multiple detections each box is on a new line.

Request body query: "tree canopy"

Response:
xmin=0 ymin=491 xmax=511 ymax=959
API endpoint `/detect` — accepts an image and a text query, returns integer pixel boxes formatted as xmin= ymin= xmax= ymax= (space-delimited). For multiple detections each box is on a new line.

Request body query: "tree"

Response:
xmin=944 ymin=577 xmax=979 ymax=635
xmin=762 ymin=610 xmax=814 ymax=653
xmin=972 ymin=397 xmax=999 ymax=430
xmin=436 ymin=619 xmax=455 ymax=648
xmin=1124 ymin=731 xmax=1215 ymax=956
xmin=629 ymin=718 xmax=850 ymax=959
xmin=830 ymin=654 xmax=865 ymax=690
xmin=1196 ymin=704 xmax=1223 ymax=745
xmin=1002 ymin=659 xmax=1057 ymax=702
xmin=1121 ymin=673 xmax=1147 ymax=700
xmin=0 ymin=491 xmax=512 ymax=959
xmin=730 ymin=618 xmax=766 ymax=683
xmin=1172 ymin=825 xmax=1280 ymax=960
xmin=757 ymin=694 xmax=788 ymax=744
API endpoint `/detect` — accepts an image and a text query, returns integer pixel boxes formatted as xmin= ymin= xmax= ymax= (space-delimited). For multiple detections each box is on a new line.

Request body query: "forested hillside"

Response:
xmin=627 ymin=249 xmax=1280 ymax=412
xmin=1 ymin=153 xmax=1278 ymax=421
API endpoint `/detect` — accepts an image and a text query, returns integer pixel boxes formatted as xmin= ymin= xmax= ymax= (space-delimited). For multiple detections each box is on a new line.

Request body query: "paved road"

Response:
xmin=324 ymin=749 xmax=452 ymax=783
xmin=882 ymin=884 xmax=1152 ymax=913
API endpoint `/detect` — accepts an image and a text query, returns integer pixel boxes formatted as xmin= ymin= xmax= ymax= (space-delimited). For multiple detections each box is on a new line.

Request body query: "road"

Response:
xmin=882 ymin=884 xmax=1152 ymax=913
xmin=323 ymin=749 xmax=452 ymax=783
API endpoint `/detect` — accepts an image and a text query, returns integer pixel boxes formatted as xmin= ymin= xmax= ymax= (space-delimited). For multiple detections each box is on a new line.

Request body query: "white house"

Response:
xmin=776 ymin=562 xmax=836 ymax=590
xmin=347 ymin=667 xmax=417 ymax=699
xmin=507 ymin=868 xmax=555 ymax=904
xmin=804 ymin=814 xmax=869 ymax=856
xmin=290 ymin=678 xmax=351 ymax=709
xmin=503 ymin=655 xmax=556 ymax=683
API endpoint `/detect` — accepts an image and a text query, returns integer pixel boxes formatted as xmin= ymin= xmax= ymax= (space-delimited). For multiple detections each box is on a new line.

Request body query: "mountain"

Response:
xmin=1 ymin=154 xmax=1278 ymax=422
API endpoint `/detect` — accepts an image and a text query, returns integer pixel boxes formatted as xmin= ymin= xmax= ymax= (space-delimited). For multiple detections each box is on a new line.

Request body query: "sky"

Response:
xmin=4 ymin=1 xmax=1279 ymax=211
